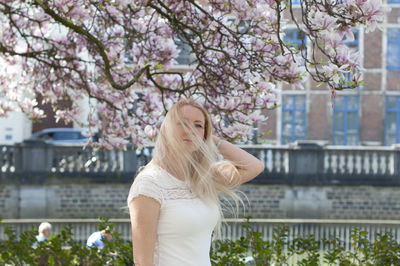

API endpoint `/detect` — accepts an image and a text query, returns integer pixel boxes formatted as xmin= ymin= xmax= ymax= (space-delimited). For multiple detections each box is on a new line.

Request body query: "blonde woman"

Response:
xmin=127 ymin=98 xmax=264 ymax=266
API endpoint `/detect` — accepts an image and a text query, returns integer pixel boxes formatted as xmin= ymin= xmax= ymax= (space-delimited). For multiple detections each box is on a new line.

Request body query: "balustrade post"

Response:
xmin=122 ymin=145 xmax=137 ymax=173
xmin=13 ymin=144 xmax=23 ymax=171
xmin=19 ymin=142 xmax=53 ymax=172
xmin=288 ymin=141 xmax=324 ymax=176
xmin=393 ymin=144 xmax=400 ymax=176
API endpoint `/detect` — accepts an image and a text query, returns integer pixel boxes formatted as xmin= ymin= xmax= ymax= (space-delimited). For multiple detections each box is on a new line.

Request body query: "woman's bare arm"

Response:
xmin=214 ymin=136 xmax=265 ymax=184
xmin=128 ymin=196 xmax=160 ymax=266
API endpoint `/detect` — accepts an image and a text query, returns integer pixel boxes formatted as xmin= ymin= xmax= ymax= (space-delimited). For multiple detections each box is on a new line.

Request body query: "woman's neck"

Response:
xmin=157 ymin=160 xmax=187 ymax=181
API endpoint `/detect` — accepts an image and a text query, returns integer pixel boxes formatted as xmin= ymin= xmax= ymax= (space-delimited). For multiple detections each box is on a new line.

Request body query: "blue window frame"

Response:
xmin=385 ymin=96 xmax=400 ymax=145
xmin=124 ymin=40 xmax=133 ymax=64
xmin=281 ymin=95 xmax=307 ymax=144
xmin=342 ymin=29 xmax=359 ymax=82
xmin=387 ymin=29 xmax=400 ymax=70
xmin=227 ymin=18 xmax=252 ymax=34
xmin=332 ymin=95 xmax=359 ymax=145
xmin=388 ymin=0 xmax=400 ymax=3
xmin=284 ymin=29 xmax=306 ymax=51
xmin=345 ymin=29 xmax=359 ymax=50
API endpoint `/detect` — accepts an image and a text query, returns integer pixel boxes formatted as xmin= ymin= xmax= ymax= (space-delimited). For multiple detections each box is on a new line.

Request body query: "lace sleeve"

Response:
xmin=127 ymin=175 xmax=163 ymax=205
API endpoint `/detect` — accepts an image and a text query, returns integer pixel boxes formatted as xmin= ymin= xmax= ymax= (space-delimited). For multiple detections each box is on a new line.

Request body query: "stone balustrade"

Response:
xmin=1 ymin=141 xmax=399 ymax=185
xmin=1 ymin=142 xmax=400 ymax=220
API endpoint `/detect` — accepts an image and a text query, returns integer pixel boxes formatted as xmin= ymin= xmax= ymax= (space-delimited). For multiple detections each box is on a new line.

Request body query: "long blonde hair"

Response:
xmin=152 ymin=98 xmax=243 ymax=233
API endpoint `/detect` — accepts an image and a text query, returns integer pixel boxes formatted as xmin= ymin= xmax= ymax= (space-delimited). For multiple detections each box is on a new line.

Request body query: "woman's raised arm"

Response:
xmin=214 ymin=136 xmax=265 ymax=185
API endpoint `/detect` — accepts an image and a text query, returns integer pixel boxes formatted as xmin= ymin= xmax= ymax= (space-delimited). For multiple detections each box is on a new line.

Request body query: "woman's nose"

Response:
xmin=184 ymin=124 xmax=195 ymax=134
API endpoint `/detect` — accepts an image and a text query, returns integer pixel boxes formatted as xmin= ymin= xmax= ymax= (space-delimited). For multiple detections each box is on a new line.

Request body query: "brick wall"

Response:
xmin=2 ymin=181 xmax=400 ymax=220
xmin=260 ymin=109 xmax=277 ymax=141
xmin=324 ymin=186 xmax=400 ymax=219
xmin=363 ymin=30 xmax=382 ymax=68
xmin=47 ymin=185 xmax=129 ymax=218
xmin=238 ymin=185 xmax=286 ymax=218
xmin=32 ymin=95 xmax=72 ymax=133
xmin=242 ymin=185 xmax=400 ymax=219
xmin=360 ymin=95 xmax=383 ymax=143
xmin=308 ymin=94 xmax=331 ymax=141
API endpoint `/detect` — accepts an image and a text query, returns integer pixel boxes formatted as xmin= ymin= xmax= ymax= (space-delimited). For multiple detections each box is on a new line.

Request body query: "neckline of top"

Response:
xmin=151 ymin=163 xmax=186 ymax=185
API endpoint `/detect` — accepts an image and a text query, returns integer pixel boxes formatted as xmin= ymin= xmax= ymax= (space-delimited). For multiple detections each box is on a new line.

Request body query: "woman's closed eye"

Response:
xmin=195 ymin=124 xmax=203 ymax=129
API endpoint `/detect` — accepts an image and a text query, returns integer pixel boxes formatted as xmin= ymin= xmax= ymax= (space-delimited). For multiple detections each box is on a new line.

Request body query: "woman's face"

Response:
xmin=176 ymin=105 xmax=206 ymax=151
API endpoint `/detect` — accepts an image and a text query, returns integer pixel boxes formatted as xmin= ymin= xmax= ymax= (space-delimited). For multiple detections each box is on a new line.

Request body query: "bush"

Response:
xmin=1 ymin=218 xmax=399 ymax=265
xmin=0 ymin=218 xmax=133 ymax=265
xmin=210 ymin=218 xmax=400 ymax=265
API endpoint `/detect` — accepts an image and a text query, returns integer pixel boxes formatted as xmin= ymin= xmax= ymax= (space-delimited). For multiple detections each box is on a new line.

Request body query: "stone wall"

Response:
xmin=2 ymin=179 xmax=400 ymax=220
xmin=241 ymin=185 xmax=400 ymax=219
xmin=1 ymin=183 xmax=130 ymax=219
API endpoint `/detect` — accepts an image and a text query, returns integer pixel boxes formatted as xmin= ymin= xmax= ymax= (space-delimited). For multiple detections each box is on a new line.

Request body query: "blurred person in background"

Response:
xmin=33 ymin=222 xmax=52 ymax=248
xmin=86 ymin=229 xmax=113 ymax=249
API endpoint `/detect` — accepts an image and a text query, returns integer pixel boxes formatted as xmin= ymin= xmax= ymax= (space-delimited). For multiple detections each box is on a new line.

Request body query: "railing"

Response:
xmin=221 ymin=218 xmax=400 ymax=251
xmin=0 ymin=142 xmax=399 ymax=184
xmin=323 ymin=146 xmax=397 ymax=175
xmin=244 ymin=142 xmax=400 ymax=184
xmin=0 ymin=145 xmax=16 ymax=173
xmin=0 ymin=144 xmax=140 ymax=176
xmin=1 ymin=218 xmax=399 ymax=251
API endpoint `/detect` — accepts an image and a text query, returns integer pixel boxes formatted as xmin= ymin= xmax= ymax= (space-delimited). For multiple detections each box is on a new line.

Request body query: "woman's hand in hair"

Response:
xmin=213 ymin=136 xmax=264 ymax=185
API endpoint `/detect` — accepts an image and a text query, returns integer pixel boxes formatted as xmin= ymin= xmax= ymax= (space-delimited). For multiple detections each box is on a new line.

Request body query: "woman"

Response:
xmin=127 ymin=98 xmax=264 ymax=266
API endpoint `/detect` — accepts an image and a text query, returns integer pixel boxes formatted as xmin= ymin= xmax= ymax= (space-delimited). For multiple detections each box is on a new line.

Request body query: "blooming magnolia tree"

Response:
xmin=0 ymin=0 xmax=386 ymax=148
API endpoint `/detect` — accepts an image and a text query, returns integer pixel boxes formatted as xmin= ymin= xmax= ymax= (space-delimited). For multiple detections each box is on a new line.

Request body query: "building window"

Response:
xmin=281 ymin=95 xmax=307 ymax=144
xmin=332 ymin=95 xmax=359 ymax=145
xmin=385 ymin=96 xmax=400 ymax=146
xmin=387 ymin=29 xmax=400 ymax=70
xmin=227 ymin=18 xmax=252 ymax=34
xmin=174 ymin=37 xmax=194 ymax=66
xmin=124 ymin=40 xmax=132 ymax=64
xmin=345 ymin=29 xmax=359 ymax=50
xmin=5 ymin=127 xmax=12 ymax=141
xmin=284 ymin=29 xmax=306 ymax=52
xmin=341 ymin=29 xmax=359 ymax=83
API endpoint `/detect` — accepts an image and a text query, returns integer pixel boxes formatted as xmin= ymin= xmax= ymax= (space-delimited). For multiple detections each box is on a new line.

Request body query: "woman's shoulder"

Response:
xmin=134 ymin=162 xmax=185 ymax=188
xmin=133 ymin=162 xmax=170 ymax=184
xmin=127 ymin=163 xmax=165 ymax=205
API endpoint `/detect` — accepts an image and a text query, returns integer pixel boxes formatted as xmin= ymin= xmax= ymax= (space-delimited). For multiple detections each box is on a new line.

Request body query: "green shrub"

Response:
xmin=1 ymin=218 xmax=399 ymax=265
xmin=0 ymin=218 xmax=133 ymax=265
xmin=210 ymin=219 xmax=400 ymax=265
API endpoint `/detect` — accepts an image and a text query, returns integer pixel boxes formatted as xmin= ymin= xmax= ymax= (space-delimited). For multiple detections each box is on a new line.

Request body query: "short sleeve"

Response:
xmin=127 ymin=175 xmax=163 ymax=206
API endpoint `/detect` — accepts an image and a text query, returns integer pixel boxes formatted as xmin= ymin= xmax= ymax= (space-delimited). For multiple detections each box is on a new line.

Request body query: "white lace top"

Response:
xmin=127 ymin=162 xmax=219 ymax=266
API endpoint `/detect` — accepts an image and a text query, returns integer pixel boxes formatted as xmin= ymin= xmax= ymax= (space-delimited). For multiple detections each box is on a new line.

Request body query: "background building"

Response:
xmin=259 ymin=1 xmax=400 ymax=146
xmin=0 ymin=112 xmax=31 ymax=145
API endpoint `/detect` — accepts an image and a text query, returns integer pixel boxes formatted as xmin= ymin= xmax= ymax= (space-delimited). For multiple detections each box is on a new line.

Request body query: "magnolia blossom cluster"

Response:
xmin=0 ymin=0 xmax=387 ymax=148
xmin=302 ymin=0 xmax=387 ymax=89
